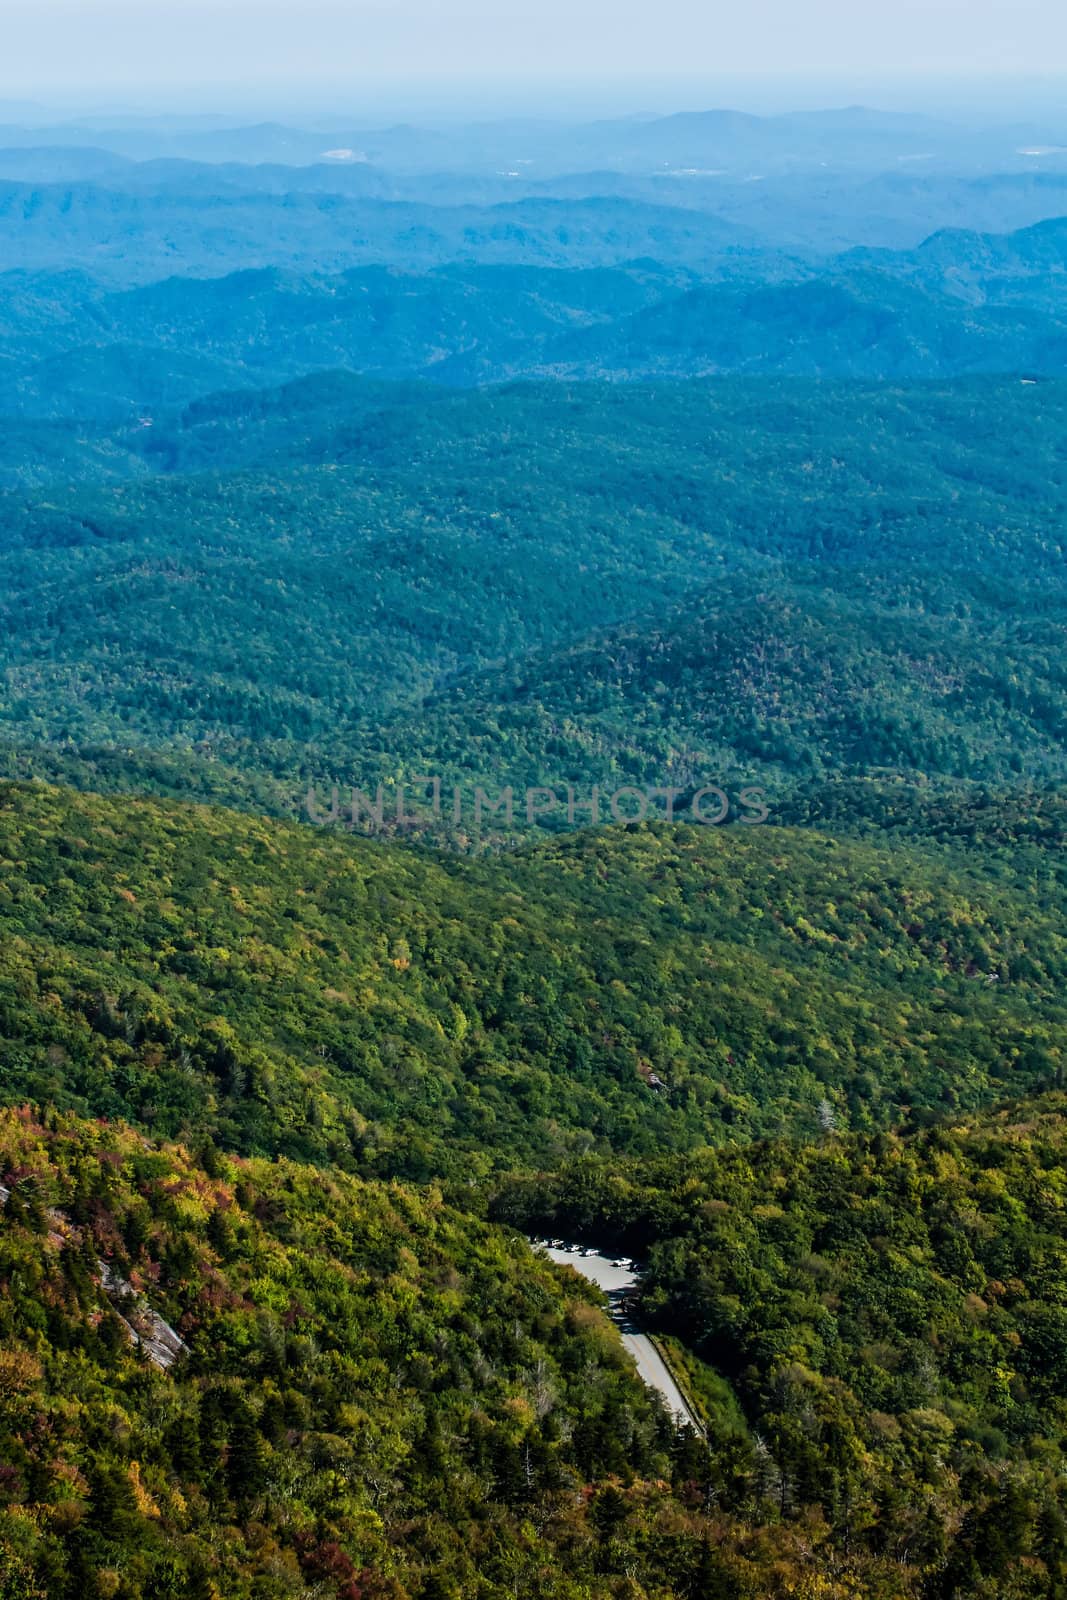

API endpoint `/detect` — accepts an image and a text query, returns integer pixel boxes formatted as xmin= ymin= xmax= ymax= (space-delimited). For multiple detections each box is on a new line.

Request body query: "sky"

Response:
xmin=2 ymin=0 xmax=1065 ymax=110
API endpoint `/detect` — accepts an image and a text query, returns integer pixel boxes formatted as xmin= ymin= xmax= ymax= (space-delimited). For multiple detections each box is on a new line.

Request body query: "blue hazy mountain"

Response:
xmin=0 ymin=182 xmax=766 ymax=282
xmin=3 ymin=98 xmax=1067 ymax=1600
xmin=3 ymin=156 xmax=1067 ymax=260
xmin=0 ymin=214 xmax=1065 ymax=421
xmin=2 ymin=103 xmax=1065 ymax=173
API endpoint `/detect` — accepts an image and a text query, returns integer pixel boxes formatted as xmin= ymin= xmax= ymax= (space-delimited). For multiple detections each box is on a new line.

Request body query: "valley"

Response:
xmin=0 ymin=84 xmax=1066 ymax=1600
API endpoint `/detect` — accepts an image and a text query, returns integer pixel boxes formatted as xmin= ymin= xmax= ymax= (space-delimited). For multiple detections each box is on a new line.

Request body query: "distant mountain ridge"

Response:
xmin=1 ymin=103 xmax=1063 ymax=173
xmin=0 ymin=180 xmax=762 ymax=284
xmin=6 ymin=147 xmax=1067 ymax=252
xmin=0 ymin=212 xmax=1065 ymax=419
xmin=4 ymin=95 xmax=1067 ymax=1600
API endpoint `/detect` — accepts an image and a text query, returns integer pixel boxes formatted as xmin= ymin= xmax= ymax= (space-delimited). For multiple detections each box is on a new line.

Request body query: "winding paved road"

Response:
xmin=542 ymin=1246 xmax=702 ymax=1432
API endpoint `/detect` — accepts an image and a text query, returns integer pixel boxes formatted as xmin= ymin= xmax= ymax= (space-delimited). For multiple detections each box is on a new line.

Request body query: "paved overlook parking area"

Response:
xmin=541 ymin=1245 xmax=702 ymax=1432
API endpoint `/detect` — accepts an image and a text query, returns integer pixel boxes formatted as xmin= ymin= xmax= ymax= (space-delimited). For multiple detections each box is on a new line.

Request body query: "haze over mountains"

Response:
xmin=3 ymin=101 xmax=1067 ymax=172
xmin=0 ymin=99 xmax=1064 ymax=431
xmin=3 ymin=89 xmax=1067 ymax=1600
xmin=2 ymin=102 xmax=1067 ymax=274
xmin=1 ymin=99 xmax=1065 ymax=818
xmin=7 ymin=99 xmax=1067 ymax=471
xmin=1 ymin=214 xmax=1066 ymax=424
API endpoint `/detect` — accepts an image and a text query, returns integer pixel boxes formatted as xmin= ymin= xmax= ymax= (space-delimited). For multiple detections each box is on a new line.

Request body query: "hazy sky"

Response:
xmin=2 ymin=0 xmax=1065 ymax=105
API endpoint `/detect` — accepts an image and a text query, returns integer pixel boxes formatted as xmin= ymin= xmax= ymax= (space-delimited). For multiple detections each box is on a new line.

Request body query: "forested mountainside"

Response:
xmin=0 ymin=777 xmax=1065 ymax=1599
xmin=5 ymin=1098 xmax=1067 ymax=1598
xmin=3 ymin=92 xmax=1067 ymax=1600
xmin=0 ymin=376 xmax=1063 ymax=822
xmin=491 ymin=1097 xmax=1067 ymax=1597
xmin=2 ymin=217 xmax=1067 ymax=413
xmin=0 ymin=782 xmax=1063 ymax=1176
xmin=0 ymin=1106 xmax=687 ymax=1600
